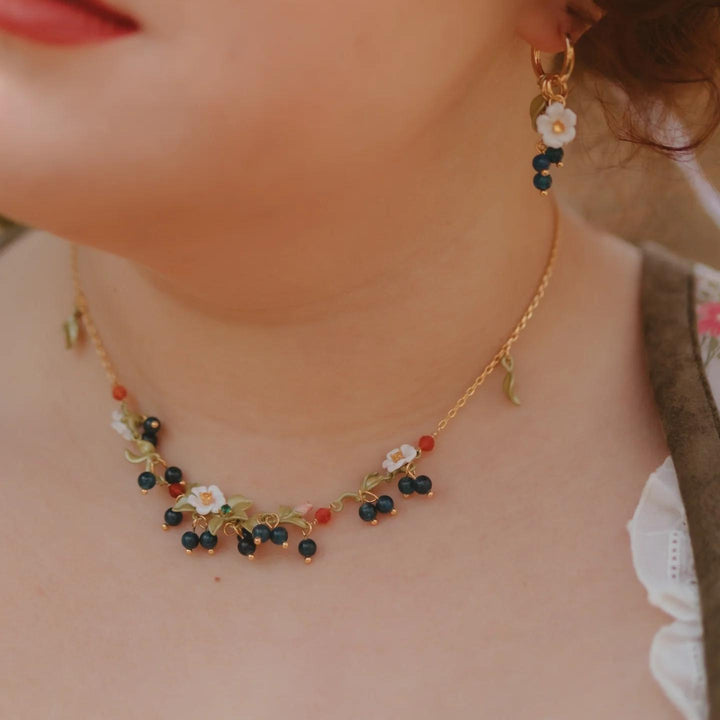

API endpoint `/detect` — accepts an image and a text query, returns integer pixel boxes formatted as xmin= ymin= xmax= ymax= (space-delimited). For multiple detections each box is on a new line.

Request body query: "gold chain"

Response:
xmin=70 ymin=195 xmax=560 ymax=437
xmin=70 ymin=248 xmax=120 ymax=388
xmin=433 ymin=194 xmax=560 ymax=435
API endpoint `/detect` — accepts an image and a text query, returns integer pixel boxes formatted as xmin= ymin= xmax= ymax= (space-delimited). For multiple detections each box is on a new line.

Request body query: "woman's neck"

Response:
xmin=76 ymin=187 xmax=557 ymax=439
xmin=68 ymin=54 xmax=577 ymax=503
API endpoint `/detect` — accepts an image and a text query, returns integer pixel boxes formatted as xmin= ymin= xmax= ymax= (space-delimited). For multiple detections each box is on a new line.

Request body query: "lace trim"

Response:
xmin=627 ymin=455 xmax=708 ymax=720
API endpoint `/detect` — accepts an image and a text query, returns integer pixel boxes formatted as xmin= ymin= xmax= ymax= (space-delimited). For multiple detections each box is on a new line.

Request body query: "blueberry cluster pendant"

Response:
xmin=110 ymin=399 xmax=435 ymax=564
xmin=529 ymin=35 xmax=576 ymax=195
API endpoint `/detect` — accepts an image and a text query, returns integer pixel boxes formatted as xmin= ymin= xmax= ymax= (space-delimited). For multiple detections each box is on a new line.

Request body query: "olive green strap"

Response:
xmin=641 ymin=240 xmax=720 ymax=717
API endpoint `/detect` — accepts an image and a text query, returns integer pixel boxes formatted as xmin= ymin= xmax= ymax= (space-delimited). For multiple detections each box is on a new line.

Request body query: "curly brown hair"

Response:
xmin=574 ymin=0 xmax=720 ymax=155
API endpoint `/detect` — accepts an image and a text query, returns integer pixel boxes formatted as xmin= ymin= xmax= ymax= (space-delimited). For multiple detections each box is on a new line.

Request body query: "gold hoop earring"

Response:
xmin=529 ymin=34 xmax=577 ymax=195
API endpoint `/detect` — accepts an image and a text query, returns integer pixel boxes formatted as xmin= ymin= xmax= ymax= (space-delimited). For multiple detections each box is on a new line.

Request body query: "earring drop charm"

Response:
xmin=529 ymin=34 xmax=576 ymax=195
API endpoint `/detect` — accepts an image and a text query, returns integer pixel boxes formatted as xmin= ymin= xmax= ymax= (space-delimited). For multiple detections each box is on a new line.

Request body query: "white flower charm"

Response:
xmin=535 ymin=101 xmax=577 ymax=148
xmin=187 ymin=485 xmax=227 ymax=515
xmin=110 ymin=408 xmax=133 ymax=441
xmin=382 ymin=444 xmax=417 ymax=472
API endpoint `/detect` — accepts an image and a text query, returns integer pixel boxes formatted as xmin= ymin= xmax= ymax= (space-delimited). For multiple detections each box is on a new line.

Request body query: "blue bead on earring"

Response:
xmin=529 ymin=34 xmax=576 ymax=195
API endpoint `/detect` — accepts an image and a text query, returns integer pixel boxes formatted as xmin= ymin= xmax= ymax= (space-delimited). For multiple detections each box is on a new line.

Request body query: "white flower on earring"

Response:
xmin=186 ymin=485 xmax=227 ymax=515
xmin=382 ymin=444 xmax=417 ymax=472
xmin=536 ymin=101 xmax=577 ymax=148
xmin=110 ymin=408 xmax=133 ymax=441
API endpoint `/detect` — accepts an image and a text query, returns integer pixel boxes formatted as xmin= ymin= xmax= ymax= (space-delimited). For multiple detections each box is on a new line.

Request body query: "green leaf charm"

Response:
xmin=63 ymin=312 xmax=80 ymax=349
xmin=501 ymin=353 xmax=521 ymax=406
xmin=226 ymin=494 xmax=252 ymax=509
xmin=208 ymin=515 xmax=225 ymax=535
xmin=171 ymin=497 xmax=195 ymax=513
xmin=135 ymin=440 xmax=157 ymax=455
xmin=274 ymin=505 xmax=312 ymax=532
xmin=359 ymin=471 xmax=391 ymax=494
xmin=329 ymin=492 xmax=360 ymax=512
xmin=530 ymin=95 xmax=547 ymax=131
xmin=224 ymin=494 xmax=252 ymax=521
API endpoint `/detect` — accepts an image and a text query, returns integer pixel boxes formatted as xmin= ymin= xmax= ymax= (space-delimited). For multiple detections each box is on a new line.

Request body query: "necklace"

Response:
xmin=63 ymin=199 xmax=560 ymax=564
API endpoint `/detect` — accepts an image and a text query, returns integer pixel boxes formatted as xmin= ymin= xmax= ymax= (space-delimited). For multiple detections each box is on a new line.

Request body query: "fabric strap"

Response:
xmin=641 ymin=240 xmax=720 ymax=717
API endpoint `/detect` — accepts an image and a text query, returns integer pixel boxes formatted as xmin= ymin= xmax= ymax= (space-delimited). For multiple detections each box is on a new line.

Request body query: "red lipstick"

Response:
xmin=0 ymin=0 xmax=139 ymax=45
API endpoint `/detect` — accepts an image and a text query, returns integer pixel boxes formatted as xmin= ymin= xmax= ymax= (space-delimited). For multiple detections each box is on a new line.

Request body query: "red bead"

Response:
xmin=418 ymin=435 xmax=435 ymax=452
xmin=168 ymin=483 xmax=185 ymax=499
xmin=112 ymin=384 xmax=127 ymax=401
xmin=314 ymin=507 xmax=332 ymax=524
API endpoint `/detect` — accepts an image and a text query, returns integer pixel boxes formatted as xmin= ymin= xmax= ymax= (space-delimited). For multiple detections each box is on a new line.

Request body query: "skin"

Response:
xmin=0 ymin=0 xmax=684 ymax=718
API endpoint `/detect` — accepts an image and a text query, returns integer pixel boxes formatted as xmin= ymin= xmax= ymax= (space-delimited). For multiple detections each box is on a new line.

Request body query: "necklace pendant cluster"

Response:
xmin=111 ymin=400 xmax=436 ymax=563
xmin=62 ymin=197 xmax=560 ymax=566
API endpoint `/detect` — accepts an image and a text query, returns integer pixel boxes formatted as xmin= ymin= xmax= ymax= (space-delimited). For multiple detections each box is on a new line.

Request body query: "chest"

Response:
xmin=1 ymin=433 xmax=678 ymax=720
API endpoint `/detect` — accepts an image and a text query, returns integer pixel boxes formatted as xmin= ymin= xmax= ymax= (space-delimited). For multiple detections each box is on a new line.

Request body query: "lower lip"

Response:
xmin=0 ymin=0 xmax=139 ymax=45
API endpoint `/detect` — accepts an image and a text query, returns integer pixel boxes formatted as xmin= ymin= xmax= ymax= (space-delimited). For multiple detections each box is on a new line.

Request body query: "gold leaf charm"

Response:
xmin=360 ymin=471 xmax=387 ymax=494
xmin=501 ymin=353 xmax=521 ymax=406
xmin=62 ymin=309 xmax=81 ymax=349
xmin=226 ymin=494 xmax=252 ymax=514
xmin=275 ymin=505 xmax=313 ymax=532
xmin=529 ymin=94 xmax=547 ymax=132
xmin=207 ymin=515 xmax=225 ymax=535
xmin=171 ymin=497 xmax=195 ymax=513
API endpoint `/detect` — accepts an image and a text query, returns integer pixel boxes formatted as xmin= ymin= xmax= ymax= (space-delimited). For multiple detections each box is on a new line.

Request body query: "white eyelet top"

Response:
xmin=627 ymin=259 xmax=720 ymax=720
xmin=627 ymin=455 xmax=707 ymax=719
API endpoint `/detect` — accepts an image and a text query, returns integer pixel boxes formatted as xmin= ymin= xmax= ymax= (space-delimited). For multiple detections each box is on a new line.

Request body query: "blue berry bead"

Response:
xmin=544 ymin=147 xmax=564 ymax=164
xmin=270 ymin=526 xmax=289 ymax=545
xmin=239 ymin=527 xmax=254 ymax=543
xmin=298 ymin=538 xmax=317 ymax=561
xmin=199 ymin=530 xmax=218 ymax=550
xmin=137 ymin=471 xmax=156 ymax=490
xmin=532 ymin=153 xmax=551 ymax=172
xmin=143 ymin=416 xmax=161 ymax=433
xmin=163 ymin=508 xmax=183 ymax=526
xmin=252 ymin=523 xmax=271 ymax=545
xmin=358 ymin=502 xmax=377 ymax=522
xmin=398 ymin=475 xmax=416 ymax=495
xmin=414 ymin=475 xmax=433 ymax=495
xmin=376 ymin=495 xmax=395 ymax=514
xmin=533 ymin=173 xmax=552 ymax=191
xmin=164 ymin=466 xmax=183 ymax=484
xmin=181 ymin=531 xmax=200 ymax=551
xmin=237 ymin=537 xmax=256 ymax=556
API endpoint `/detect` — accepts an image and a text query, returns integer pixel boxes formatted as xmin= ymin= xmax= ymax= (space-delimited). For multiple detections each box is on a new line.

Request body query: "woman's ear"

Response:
xmin=515 ymin=0 xmax=605 ymax=53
